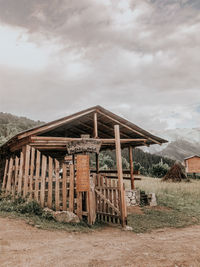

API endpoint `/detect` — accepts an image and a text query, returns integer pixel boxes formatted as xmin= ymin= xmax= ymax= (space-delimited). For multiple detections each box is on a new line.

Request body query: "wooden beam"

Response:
xmin=114 ymin=125 xmax=127 ymax=227
xmin=30 ymin=136 xmax=147 ymax=143
xmin=18 ymin=109 xmax=96 ymax=140
xmin=78 ymin=120 xmax=112 ymax=138
xmin=98 ymin=110 xmax=161 ymax=145
xmin=129 ymin=146 xmax=134 ymax=190
xmin=94 ymin=112 xmax=98 ymax=138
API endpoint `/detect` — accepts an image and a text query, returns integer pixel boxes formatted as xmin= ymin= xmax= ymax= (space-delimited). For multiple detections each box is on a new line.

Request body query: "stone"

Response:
xmin=148 ymin=193 xmax=157 ymax=207
xmin=123 ymin=225 xmax=133 ymax=231
xmin=53 ymin=211 xmax=80 ymax=223
xmin=43 ymin=208 xmax=54 ymax=214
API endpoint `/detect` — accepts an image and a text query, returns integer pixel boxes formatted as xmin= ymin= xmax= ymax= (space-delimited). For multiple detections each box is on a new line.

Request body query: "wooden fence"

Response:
xmin=1 ymin=145 xmax=127 ymax=225
xmin=2 ymin=146 xmax=75 ymax=212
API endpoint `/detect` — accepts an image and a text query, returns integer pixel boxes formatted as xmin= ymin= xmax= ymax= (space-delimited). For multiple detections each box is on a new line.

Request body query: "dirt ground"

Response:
xmin=0 ymin=217 xmax=200 ymax=267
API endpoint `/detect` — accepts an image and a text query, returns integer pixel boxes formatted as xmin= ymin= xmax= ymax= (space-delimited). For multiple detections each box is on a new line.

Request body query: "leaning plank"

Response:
xmin=62 ymin=163 xmax=67 ymax=211
xmin=17 ymin=152 xmax=24 ymax=195
xmin=2 ymin=159 xmax=8 ymax=190
xmin=95 ymin=189 xmax=120 ymax=215
xmin=34 ymin=150 xmax=41 ymax=202
xmin=55 ymin=159 xmax=60 ymax=211
xmin=40 ymin=155 xmax=47 ymax=208
xmin=23 ymin=145 xmax=31 ymax=198
xmin=69 ymin=164 xmax=74 ymax=212
xmin=6 ymin=158 xmax=13 ymax=193
xmin=47 ymin=156 xmax=53 ymax=209
xmin=29 ymin=147 xmax=35 ymax=199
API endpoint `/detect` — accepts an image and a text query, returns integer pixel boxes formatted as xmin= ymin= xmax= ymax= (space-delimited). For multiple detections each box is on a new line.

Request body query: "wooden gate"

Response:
xmin=95 ymin=174 xmax=126 ymax=224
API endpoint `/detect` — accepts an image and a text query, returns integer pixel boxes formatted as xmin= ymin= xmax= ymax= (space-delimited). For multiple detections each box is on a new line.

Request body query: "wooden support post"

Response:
xmin=129 ymin=146 xmax=135 ymax=190
xmin=96 ymin=153 xmax=99 ymax=174
xmin=114 ymin=125 xmax=127 ymax=227
xmin=94 ymin=112 xmax=98 ymax=138
xmin=87 ymin=174 xmax=96 ymax=225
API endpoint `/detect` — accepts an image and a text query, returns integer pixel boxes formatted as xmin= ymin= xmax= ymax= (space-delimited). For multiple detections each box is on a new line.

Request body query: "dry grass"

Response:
xmin=135 ymin=176 xmax=200 ymax=197
xmin=127 ymin=176 xmax=200 ymax=232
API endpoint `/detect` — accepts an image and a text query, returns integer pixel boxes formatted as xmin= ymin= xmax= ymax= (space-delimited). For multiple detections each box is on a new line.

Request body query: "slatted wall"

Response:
xmin=1 ymin=146 xmax=75 ymax=212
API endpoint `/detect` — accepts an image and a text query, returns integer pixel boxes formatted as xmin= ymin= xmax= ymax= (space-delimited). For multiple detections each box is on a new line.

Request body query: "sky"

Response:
xmin=0 ymin=0 xmax=199 ymax=132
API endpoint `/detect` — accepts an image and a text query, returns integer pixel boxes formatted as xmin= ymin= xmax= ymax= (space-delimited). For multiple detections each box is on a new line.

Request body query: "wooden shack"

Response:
xmin=0 ymin=105 xmax=167 ymax=226
xmin=184 ymin=155 xmax=200 ymax=174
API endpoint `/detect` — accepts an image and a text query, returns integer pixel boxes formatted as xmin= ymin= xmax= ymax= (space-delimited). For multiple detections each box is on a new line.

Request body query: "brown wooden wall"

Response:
xmin=185 ymin=157 xmax=200 ymax=173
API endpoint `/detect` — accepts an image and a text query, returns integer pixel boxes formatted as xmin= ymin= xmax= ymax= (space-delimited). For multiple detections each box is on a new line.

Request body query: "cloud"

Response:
xmin=0 ymin=0 xmax=199 ymax=132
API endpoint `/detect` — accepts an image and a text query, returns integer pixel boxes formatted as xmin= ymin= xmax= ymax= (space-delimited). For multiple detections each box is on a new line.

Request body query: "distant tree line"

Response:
xmin=91 ymin=147 xmax=175 ymax=178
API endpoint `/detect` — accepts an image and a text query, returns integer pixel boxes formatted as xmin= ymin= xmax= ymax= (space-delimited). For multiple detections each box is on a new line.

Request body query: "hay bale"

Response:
xmin=162 ymin=163 xmax=189 ymax=182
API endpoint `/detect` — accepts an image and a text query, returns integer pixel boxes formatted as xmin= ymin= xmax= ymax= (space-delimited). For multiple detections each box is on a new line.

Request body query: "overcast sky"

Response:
xmin=0 ymin=0 xmax=199 ymax=132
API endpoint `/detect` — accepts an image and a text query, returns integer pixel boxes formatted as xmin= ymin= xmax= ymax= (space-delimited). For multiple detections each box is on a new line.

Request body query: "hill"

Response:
xmin=0 ymin=112 xmax=43 ymax=146
xmin=143 ymin=128 xmax=200 ymax=162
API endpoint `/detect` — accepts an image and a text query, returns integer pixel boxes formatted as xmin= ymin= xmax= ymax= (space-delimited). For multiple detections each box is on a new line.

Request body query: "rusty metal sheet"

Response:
xmin=76 ymin=155 xmax=90 ymax=192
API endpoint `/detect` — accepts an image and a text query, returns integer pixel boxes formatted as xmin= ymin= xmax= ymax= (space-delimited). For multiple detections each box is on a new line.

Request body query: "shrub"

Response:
xmin=16 ymin=200 xmax=43 ymax=215
xmin=150 ymin=161 xmax=169 ymax=178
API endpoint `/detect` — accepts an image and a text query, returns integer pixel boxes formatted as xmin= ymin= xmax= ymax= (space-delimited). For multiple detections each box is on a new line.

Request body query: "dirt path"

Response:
xmin=0 ymin=217 xmax=200 ymax=267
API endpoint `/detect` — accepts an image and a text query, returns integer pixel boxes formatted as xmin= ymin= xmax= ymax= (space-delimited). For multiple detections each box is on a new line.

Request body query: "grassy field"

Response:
xmin=1 ymin=177 xmax=200 ymax=233
xmin=127 ymin=177 xmax=200 ymax=232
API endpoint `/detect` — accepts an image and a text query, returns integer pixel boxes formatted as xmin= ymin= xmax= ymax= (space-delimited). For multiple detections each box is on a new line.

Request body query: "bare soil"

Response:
xmin=0 ymin=217 xmax=200 ymax=267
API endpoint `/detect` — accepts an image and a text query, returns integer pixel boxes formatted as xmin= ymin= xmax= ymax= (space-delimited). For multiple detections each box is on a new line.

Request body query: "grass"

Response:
xmin=1 ymin=177 xmax=200 ymax=234
xmin=127 ymin=177 xmax=200 ymax=232
xmin=0 ymin=194 xmax=105 ymax=233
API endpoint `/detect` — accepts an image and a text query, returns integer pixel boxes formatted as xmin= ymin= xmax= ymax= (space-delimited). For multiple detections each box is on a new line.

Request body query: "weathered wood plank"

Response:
xmin=62 ymin=163 xmax=67 ymax=211
xmin=55 ymin=159 xmax=60 ymax=211
xmin=47 ymin=156 xmax=53 ymax=209
xmin=23 ymin=145 xmax=31 ymax=198
xmin=115 ymin=125 xmax=126 ymax=227
xmin=40 ymin=155 xmax=47 ymax=208
xmin=17 ymin=152 xmax=24 ymax=195
xmin=13 ymin=156 xmax=19 ymax=195
xmin=29 ymin=147 xmax=35 ymax=199
xmin=77 ymin=192 xmax=82 ymax=219
xmin=34 ymin=150 xmax=41 ymax=202
xmin=129 ymin=146 xmax=135 ymax=190
xmin=6 ymin=158 xmax=13 ymax=193
xmin=2 ymin=159 xmax=8 ymax=190
xmin=69 ymin=164 xmax=74 ymax=212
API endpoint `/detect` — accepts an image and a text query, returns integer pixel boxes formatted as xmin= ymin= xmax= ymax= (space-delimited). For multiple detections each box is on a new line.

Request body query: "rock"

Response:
xmin=43 ymin=208 xmax=54 ymax=214
xmin=123 ymin=225 xmax=133 ymax=231
xmin=53 ymin=211 xmax=80 ymax=223
xmin=148 ymin=193 xmax=157 ymax=207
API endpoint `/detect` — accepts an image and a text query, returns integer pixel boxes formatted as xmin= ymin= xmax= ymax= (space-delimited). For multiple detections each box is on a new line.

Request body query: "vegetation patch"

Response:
xmin=128 ymin=177 xmax=200 ymax=232
xmin=0 ymin=193 xmax=104 ymax=232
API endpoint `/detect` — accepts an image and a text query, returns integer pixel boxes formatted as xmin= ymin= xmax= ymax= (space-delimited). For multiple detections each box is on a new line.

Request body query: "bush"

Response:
xmin=150 ymin=161 xmax=169 ymax=178
xmin=16 ymin=201 xmax=43 ymax=215
xmin=0 ymin=194 xmax=43 ymax=216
